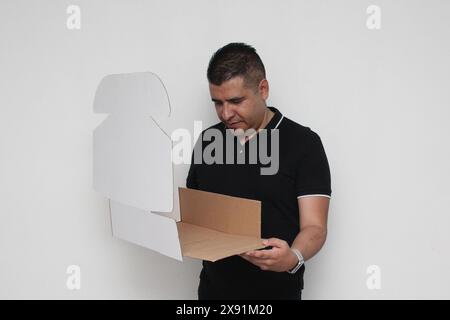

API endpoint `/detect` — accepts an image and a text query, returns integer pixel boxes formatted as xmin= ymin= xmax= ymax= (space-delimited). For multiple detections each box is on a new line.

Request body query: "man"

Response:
xmin=187 ymin=43 xmax=331 ymax=300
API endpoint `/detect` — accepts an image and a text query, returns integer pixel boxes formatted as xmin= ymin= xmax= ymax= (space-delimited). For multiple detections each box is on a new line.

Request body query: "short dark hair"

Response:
xmin=207 ymin=42 xmax=266 ymax=90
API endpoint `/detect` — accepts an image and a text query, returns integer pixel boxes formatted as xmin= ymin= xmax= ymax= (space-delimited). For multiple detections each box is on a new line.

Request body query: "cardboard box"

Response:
xmin=177 ymin=187 xmax=265 ymax=262
xmin=93 ymin=72 xmax=265 ymax=262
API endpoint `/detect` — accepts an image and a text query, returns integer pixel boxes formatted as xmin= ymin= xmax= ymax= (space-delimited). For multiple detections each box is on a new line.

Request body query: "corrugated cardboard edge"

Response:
xmin=177 ymin=222 xmax=265 ymax=262
xmin=178 ymin=187 xmax=261 ymax=237
xmin=177 ymin=187 xmax=265 ymax=261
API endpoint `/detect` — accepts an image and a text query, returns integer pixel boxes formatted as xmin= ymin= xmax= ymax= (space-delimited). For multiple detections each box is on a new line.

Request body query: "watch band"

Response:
xmin=287 ymin=248 xmax=304 ymax=274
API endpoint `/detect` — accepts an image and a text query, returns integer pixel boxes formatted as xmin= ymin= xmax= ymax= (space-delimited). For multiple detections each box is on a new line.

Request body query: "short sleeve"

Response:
xmin=186 ymin=134 xmax=203 ymax=189
xmin=295 ymin=130 xmax=332 ymax=198
xmin=186 ymin=162 xmax=198 ymax=189
xmin=186 ymin=160 xmax=198 ymax=189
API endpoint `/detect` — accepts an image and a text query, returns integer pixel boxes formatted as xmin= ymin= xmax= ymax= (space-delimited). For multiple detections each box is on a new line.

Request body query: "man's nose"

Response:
xmin=222 ymin=103 xmax=235 ymax=121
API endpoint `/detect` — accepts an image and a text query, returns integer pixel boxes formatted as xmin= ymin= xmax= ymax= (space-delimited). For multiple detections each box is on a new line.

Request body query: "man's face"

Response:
xmin=209 ymin=76 xmax=269 ymax=131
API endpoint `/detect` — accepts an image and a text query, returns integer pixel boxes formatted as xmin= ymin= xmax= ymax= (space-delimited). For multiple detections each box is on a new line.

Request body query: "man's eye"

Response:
xmin=231 ymin=100 xmax=243 ymax=105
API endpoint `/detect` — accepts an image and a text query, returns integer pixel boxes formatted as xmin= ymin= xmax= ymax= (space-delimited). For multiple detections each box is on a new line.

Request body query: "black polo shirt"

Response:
xmin=186 ymin=106 xmax=331 ymax=299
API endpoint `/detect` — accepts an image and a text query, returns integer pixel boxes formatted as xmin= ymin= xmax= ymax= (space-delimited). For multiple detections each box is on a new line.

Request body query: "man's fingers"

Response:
xmin=240 ymin=254 xmax=275 ymax=269
xmin=246 ymin=249 xmax=275 ymax=259
xmin=263 ymin=238 xmax=287 ymax=249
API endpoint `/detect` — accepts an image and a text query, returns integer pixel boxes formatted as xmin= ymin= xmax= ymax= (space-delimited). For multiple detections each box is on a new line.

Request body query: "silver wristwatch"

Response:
xmin=287 ymin=248 xmax=304 ymax=274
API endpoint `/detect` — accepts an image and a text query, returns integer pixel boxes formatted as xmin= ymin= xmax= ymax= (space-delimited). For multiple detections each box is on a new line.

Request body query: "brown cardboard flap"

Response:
xmin=177 ymin=187 xmax=264 ymax=262
xmin=177 ymin=222 xmax=265 ymax=262
xmin=178 ymin=187 xmax=261 ymax=237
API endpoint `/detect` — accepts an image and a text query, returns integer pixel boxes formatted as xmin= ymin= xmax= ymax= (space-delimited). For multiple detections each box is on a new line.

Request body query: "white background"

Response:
xmin=1 ymin=0 xmax=449 ymax=299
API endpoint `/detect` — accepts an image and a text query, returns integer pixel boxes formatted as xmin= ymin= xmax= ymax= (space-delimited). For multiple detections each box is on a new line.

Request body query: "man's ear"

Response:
xmin=258 ymin=79 xmax=269 ymax=100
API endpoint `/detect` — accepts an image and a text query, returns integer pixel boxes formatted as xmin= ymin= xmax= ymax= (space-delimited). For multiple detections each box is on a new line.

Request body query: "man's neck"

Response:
xmin=239 ymin=107 xmax=275 ymax=144
xmin=257 ymin=107 xmax=275 ymax=132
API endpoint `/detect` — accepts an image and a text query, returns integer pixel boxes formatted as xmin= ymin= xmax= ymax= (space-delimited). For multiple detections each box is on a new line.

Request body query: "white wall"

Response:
xmin=1 ymin=0 xmax=449 ymax=299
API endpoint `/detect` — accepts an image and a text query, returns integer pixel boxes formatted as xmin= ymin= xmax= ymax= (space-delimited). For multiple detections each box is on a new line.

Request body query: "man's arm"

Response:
xmin=240 ymin=196 xmax=330 ymax=272
xmin=291 ymin=195 xmax=329 ymax=261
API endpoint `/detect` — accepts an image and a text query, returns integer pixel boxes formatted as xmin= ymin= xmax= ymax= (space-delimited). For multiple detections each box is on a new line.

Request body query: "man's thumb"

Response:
xmin=262 ymin=238 xmax=284 ymax=248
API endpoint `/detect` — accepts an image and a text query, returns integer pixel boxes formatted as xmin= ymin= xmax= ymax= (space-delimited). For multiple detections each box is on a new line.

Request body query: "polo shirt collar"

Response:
xmin=265 ymin=106 xmax=284 ymax=130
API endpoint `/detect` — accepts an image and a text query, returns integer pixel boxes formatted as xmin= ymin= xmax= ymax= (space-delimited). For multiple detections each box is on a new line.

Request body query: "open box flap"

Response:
xmin=177 ymin=187 xmax=264 ymax=261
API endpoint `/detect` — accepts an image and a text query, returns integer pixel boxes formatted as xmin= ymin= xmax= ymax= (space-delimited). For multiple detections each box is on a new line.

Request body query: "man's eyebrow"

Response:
xmin=211 ymin=96 xmax=245 ymax=103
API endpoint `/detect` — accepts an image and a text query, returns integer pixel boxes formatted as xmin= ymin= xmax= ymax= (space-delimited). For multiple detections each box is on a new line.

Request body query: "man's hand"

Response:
xmin=239 ymin=238 xmax=298 ymax=272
